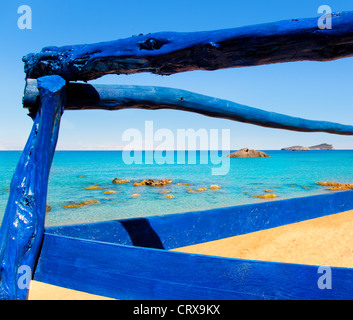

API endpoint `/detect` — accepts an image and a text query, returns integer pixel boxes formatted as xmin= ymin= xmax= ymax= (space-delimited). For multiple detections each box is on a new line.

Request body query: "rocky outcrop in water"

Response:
xmin=316 ymin=182 xmax=353 ymax=191
xmin=133 ymin=179 xmax=173 ymax=187
xmin=112 ymin=178 xmax=130 ymax=184
xmin=227 ymin=148 xmax=270 ymax=158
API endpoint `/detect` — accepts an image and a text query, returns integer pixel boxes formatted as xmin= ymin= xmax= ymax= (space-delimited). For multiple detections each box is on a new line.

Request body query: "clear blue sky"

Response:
xmin=0 ymin=0 xmax=352 ymax=150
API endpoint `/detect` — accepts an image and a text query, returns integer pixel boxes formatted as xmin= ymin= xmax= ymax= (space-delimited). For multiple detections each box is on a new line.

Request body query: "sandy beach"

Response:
xmin=28 ymin=209 xmax=353 ymax=299
xmin=173 ymin=209 xmax=353 ymax=268
xmin=28 ymin=280 xmax=114 ymax=300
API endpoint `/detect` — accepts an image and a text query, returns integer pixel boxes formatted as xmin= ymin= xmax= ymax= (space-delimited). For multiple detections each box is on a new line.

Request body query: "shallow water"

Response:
xmin=1 ymin=150 xmax=353 ymax=227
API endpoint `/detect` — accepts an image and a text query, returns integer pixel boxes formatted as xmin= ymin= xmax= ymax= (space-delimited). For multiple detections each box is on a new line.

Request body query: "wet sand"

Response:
xmin=172 ymin=210 xmax=353 ymax=268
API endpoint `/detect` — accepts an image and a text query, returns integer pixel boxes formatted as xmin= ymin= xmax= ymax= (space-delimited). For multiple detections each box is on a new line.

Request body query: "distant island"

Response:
xmin=281 ymin=143 xmax=334 ymax=151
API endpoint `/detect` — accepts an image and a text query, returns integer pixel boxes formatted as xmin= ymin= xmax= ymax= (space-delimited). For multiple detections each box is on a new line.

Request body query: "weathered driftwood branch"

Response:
xmin=0 ymin=75 xmax=65 ymax=299
xmin=24 ymin=80 xmax=353 ymax=135
xmin=23 ymin=11 xmax=353 ymax=81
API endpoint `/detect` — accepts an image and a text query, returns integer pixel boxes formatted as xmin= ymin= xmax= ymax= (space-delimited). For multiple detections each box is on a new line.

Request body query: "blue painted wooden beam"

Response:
xmin=0 ymin=75 xmax=65 ymax=299
xmin=34 ymin=232 xmax=353 ymax=299
xmin=23 ymin=81 xmax=353 ymax=135
xmin=23 ymin=11 xmax=353 ymax=81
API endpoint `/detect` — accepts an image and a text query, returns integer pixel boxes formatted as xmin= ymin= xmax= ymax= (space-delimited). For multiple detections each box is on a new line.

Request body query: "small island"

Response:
xmin=281 ymin=143 xmax=333 ymax=151
xmin=227 ymin=148 xmax=270 ymax=158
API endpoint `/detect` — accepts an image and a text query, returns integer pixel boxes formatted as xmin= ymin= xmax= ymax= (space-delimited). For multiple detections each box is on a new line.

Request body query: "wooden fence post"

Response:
xmin=0 ymin=75 xmax=65 ymax=299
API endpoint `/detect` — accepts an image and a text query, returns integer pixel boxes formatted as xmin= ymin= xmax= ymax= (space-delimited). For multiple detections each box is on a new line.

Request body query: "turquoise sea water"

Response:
xmin=1 ymin=150 xmax=353 ymax=227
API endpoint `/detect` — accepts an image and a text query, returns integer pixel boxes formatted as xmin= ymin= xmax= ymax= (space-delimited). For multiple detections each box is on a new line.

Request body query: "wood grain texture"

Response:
xmin=34 ymin=232 xmax=353 ymax=299
xmin=0 ymin=75 xmax=65 ymax=299
xmin=23 ymin=80 xmax=353 ymax=135
xmin=23 ymin=11 xmax=353 ymax=81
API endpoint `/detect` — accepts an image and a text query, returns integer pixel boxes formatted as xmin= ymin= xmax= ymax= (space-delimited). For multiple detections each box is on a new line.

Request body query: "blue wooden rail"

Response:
xmin=23 ymin=81 xmax=353 ymax=135
xmin=23 ymin=11 xmax=353 ymax=81
xmin=1 ymin=12 xmax=353 ymax=299
xmin=35 ymin=191 xmax=353 ymax=299
xmin=34 ymin=233 xmax=353 ymax=300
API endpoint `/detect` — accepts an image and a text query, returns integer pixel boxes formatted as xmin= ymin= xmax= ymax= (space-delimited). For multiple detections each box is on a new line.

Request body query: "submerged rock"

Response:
xmin=316 ymin=182 xmax=341 ymax=187
xmin=316 ymin=182 xmax=353 ymax=191
xmin=104 ymin=190 xmax=120 ymax=194
xmin=227 ymin=148 xmax=270 ymax=158
xmin=186 ymin=187 xmax=208 ymax=193
xmin=83 ymin=199 xmax=100 ymax=205
xmin=63 ymin=203 xmax=85 ymax=209
xmin=130 ymin=193 xmax=141 ymax=197
xmin=45 ymin=205 xmax=51 ymax=212
xmin=134 ymin=179 xmax=172 ymax=187
xmin=85 ymin=185 xmax=107 ymax=190
xmin=164 ymin=194 xmax=175 ymax=199
xmin=328 ymin=186 xmax=353 ymax=191
xmin=63 ymin=199 xmax=99 ymax=209
xmin=255 ymin=194 xmax=277 ymax=199
xmin=210 ymin=185 xmax=221 ymax=190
